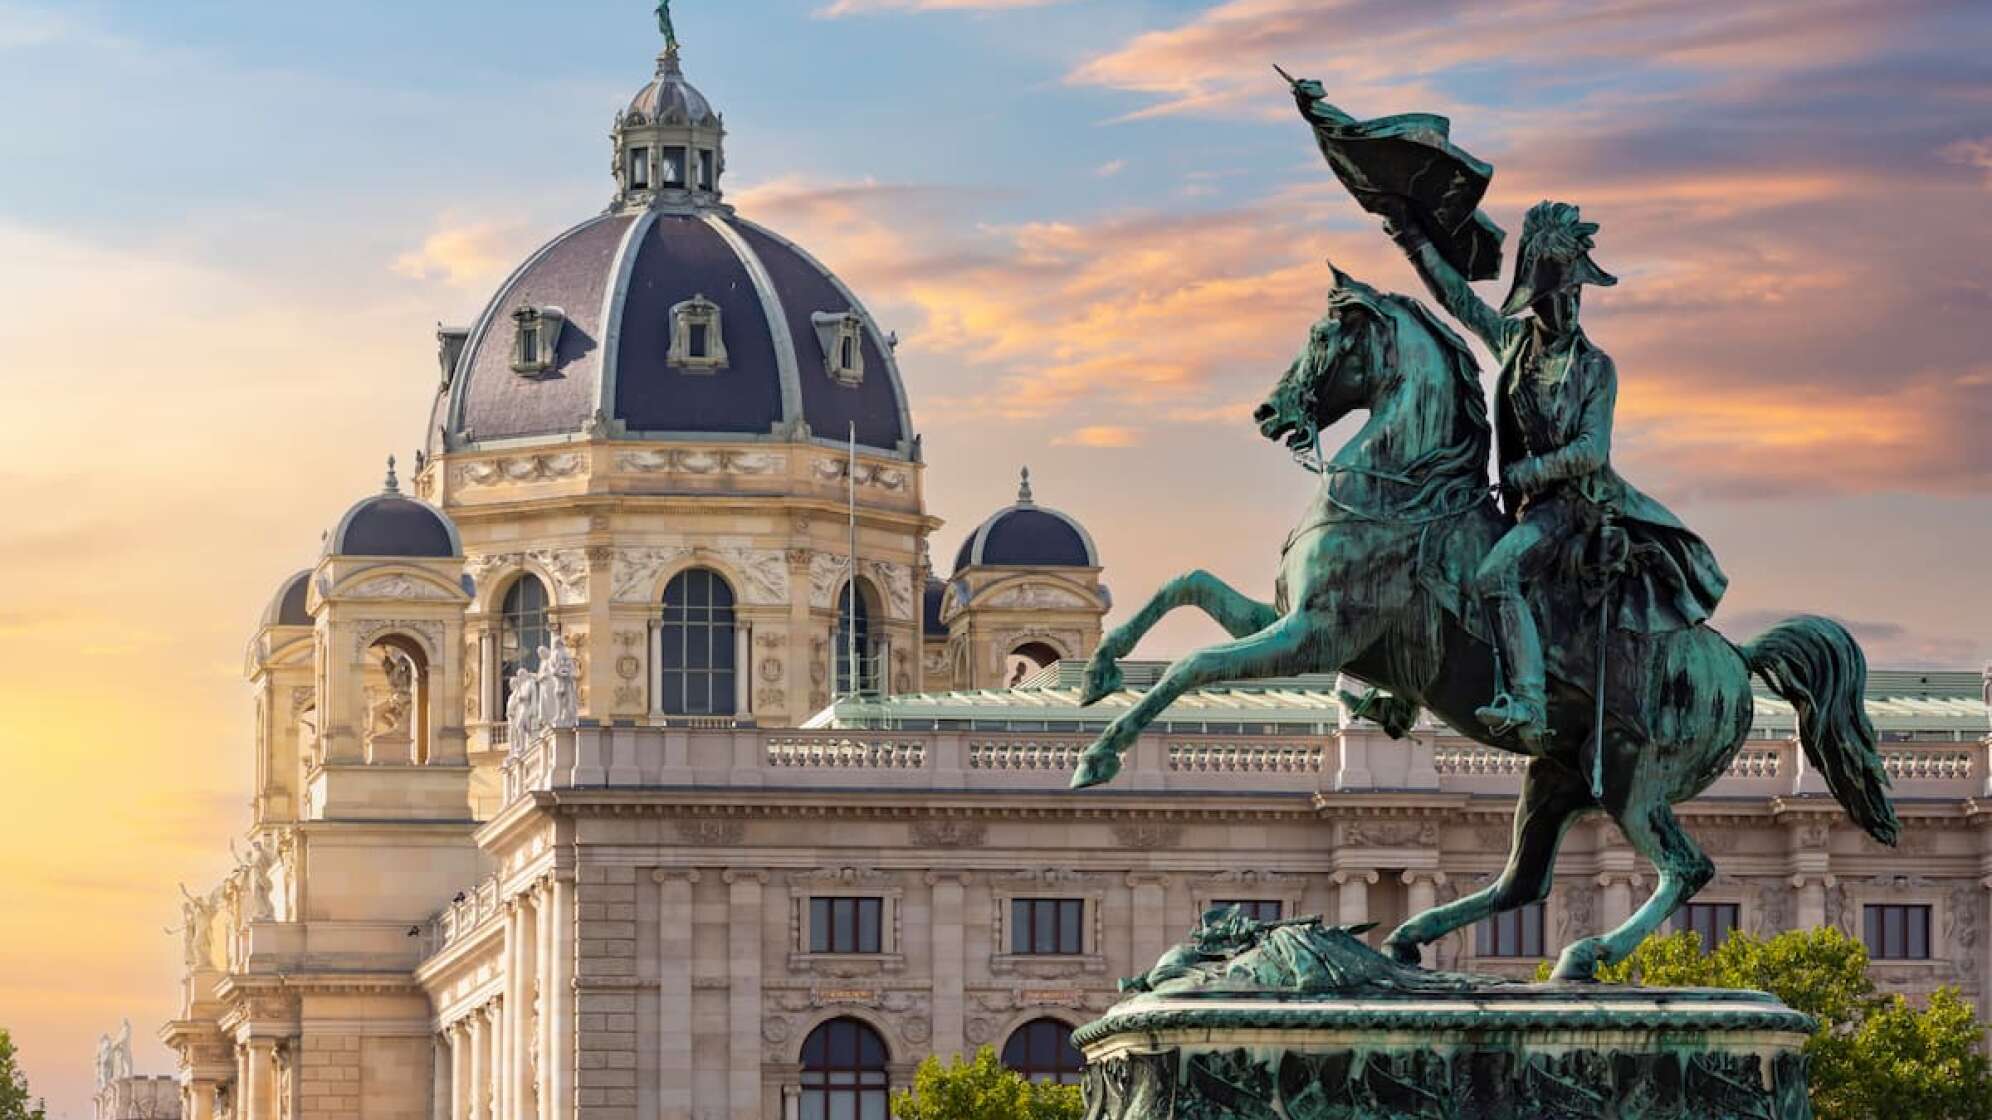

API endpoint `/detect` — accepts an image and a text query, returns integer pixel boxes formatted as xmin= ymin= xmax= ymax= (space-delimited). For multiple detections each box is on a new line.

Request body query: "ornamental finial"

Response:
xmin=1018 ymin=466 xmax=1034 ymax=504
xmin=384 ymin=455 xmax=400 ymax=494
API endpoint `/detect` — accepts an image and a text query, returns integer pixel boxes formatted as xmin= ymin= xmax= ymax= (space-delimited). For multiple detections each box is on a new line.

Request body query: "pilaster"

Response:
xmin=722 ymin=870 xmax=766 ymax=1120
xmin=653 ymin=870 xmax=699 ymax=1118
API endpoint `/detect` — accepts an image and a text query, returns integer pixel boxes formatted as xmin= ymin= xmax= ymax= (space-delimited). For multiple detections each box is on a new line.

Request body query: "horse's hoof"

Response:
xmin=1070 ymin=748 xmax=1123 ymax=789
xmin=1549 ymin=940 xmax=1604 ymax=982
xmin=1079 ymin=660 xmax=1124 ymax=707
xmin=1381 ymin=939 xmax=1422 ymax=967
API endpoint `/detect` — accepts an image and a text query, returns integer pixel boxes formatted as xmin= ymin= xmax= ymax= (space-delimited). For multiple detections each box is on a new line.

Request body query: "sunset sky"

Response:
xmin=2 ymin=0 xmax=1989 ymax=1113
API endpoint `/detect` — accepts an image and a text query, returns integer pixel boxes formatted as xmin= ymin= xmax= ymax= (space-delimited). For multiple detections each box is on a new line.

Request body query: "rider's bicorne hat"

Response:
xmin=1500 ymin=201 xmax=1617 ymax=316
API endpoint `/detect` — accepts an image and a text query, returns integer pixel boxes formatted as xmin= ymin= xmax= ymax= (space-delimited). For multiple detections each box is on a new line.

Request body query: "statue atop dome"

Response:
xmin=656 ymin=0 xmax=678 ymax=51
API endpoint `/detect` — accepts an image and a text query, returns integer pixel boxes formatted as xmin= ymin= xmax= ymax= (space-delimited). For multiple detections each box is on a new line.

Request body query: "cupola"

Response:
xmin=611 ymin=4 xmax=725 ymax=213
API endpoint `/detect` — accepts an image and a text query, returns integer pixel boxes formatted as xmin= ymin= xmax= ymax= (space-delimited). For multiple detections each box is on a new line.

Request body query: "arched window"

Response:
xmin=1001 ymin=1018 xmax=1083 ymax=1085
xmin=799 ymin=1018 xmax=889 ymax=1120
xmin=1005 ymin=641 xmax=1062 ymax=688
xmin=500 ymin=576 xmax=551 ymax=726
xmin=835 ymin=581 xmax=877 ymax=696
xmin=661 ymin=568 xmax=737 ymax=716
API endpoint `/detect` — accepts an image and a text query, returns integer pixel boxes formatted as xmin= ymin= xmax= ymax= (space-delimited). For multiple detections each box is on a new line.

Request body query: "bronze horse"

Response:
xmin=1068 ymin=268 xmax=1898 ymax=980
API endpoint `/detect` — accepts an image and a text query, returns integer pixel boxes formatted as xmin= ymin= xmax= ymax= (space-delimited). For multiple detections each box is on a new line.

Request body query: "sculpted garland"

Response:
xmin=1068 ymin=77 xmax=1902 ymax=981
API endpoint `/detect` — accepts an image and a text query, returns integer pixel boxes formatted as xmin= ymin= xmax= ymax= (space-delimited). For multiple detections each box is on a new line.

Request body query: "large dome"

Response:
xmin=428 ymin=43 xmax=912 ymax=460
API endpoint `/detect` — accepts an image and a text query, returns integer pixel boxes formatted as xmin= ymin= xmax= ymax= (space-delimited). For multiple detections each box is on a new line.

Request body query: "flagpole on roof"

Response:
xmin=847 ymin=421 xmax=860 ymax=699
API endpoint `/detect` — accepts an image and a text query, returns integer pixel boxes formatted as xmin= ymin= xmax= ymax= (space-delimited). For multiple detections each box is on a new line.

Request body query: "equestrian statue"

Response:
xmin=1067 ymin=76 xmax=1900 ymax=983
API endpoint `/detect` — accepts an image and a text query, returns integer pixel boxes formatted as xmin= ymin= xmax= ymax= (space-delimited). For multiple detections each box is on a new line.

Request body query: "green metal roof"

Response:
xmin=810 ymin=660 xmax=1989 ymax=740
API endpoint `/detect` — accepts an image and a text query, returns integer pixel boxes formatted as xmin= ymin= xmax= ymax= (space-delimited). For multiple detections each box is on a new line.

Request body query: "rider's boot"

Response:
xmin=1477 ymin=597 xmax=1550 ymax=751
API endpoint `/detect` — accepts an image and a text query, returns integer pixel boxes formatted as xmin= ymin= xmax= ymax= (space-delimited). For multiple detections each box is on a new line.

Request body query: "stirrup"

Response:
xmin=1476 ymin=692 xmax=1548 ymax=746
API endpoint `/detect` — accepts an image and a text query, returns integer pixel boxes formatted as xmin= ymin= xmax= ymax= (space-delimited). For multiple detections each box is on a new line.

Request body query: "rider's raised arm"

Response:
xmin=1385 ymin=215 xmax=1516 ymax=355
xmin=1532 ymin=351 xmax=1617 ymax=484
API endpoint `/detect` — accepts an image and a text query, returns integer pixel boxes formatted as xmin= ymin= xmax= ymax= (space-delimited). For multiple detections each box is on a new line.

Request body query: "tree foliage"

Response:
xmin=890 ymin=1046 xmax=1083 ymax=1120
xmin=0 ymin=1030 xmax=47 ymax=1120
xmin=1556 ymin=927 xmax=1992 ymax=1120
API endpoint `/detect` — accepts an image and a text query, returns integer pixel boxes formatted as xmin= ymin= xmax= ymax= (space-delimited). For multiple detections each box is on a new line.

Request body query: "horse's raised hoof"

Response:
xmin=1381 ymin=938 xmax=1423 ymax=967
xmin=1069 ymin=747 xmax=1123 ymax=789
xmin=1549 ymin=938 xmax=1606 ymax=983
xmin=1079 ymin=658 xmax=1124 ymax=707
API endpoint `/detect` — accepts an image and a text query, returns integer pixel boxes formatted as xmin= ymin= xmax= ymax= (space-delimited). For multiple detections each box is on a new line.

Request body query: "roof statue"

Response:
xmin=656 ymin=0 xmax=677 ymax=51
xmin=1067 ymin=76 xmax=1901 ymax=988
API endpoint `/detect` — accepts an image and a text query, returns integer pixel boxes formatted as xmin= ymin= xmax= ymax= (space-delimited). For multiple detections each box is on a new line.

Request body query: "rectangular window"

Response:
xmin=809 ymin=897 xmax=883 ymax=954
xmin=1011 ymin=898 xmax=1084 ymax=955
xmin=1475 ymin=902 xmax=1546 ymax=958
xmin=519 ymin=326 xmax=539 ymax=365
xmin=1673 ymin=902 xmax=1741 ymax=950
xmin=1864 ymin=904 xmax=1931 ymax=960
xmin=662 ymin=146 xmax=688 ymax=185
xmin=840 ymin=335 xmax=855 ymax=371
xmin=628 ymin=148 xmax=650 ymax=189
xmin=1213 ymin=900 xmax=1283 ymax=923
xmin=698 ymin=148 xmax=715 ymax=191
xmin=688 ymin=322 xmax=709 ymax=359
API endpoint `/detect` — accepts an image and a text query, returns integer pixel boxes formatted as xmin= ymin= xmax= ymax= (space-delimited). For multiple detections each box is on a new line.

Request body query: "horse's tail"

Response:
xmin=1743 ymin=616 xmax=1900 ymax=846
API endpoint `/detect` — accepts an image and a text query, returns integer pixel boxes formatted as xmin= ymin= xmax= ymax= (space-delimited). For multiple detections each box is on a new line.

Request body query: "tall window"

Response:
xmin=799 ymin=1018 xmax=889 ymax=1120
xmin=698 ymin=148 xmax=715 ymax=191
xmin=1001 ymin=1019 xmax=1083 ymax=1086
xmin=835 ymin=582 xmax=876 ymax=696
xmin=1673 ymin=902 xmax=1741 ymax=950
xmin=1476 ymin=902 xmax=1545 ymax=958
xmin=628 ymin=147 xmax=651 ymax=190
xmin=1011 ymin=898 xmax=1084 ymax=956
xmin=810 ymin=897 xmax=883 ymax=954
xmin=661 ymin=569 xmax=737 ymax=716
xmin=1864 ymin=904 xmax=1931 ymax=960
xmin=499 ymin=576 xmax=551 ymax=726
xmin=1213 ymin=900 xmax=1283 ymax=924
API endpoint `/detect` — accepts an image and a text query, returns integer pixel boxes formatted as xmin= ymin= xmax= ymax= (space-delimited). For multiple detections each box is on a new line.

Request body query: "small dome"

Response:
xmin=330 ymin=459 xmax=462 ymax=559
xmin=953 ymin=468 xmax=1098 ymax=572
xmin=922 ymin=576 xmax=947 ymax=636
xmin=262 ymin=570 xmax=312 ymax=629
xmin=626 ymin=50 xmax=716 ymax=128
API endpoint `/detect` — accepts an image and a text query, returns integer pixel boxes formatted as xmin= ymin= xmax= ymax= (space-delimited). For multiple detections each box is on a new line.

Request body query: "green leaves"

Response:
xmin=0 ymin=1030 xmax=47 ymax=1120
xmin=1565 ymin=928 xmax=1992 ymax=1120
xmin=889 ymin=1047 xmax=1083 ymax=1120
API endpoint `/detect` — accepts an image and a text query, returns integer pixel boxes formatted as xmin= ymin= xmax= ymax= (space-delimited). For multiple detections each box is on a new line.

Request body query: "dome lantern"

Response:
xmin=612 ymin=3 xmax=726 ymax=213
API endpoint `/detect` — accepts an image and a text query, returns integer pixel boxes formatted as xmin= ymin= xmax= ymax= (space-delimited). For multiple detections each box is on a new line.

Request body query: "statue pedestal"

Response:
xmin=1075 ymin=985 xmax=1814 ymax=1119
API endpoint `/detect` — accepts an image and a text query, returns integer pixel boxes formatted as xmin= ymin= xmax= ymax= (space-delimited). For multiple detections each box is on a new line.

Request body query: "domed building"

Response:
xmin=150 ymin=13 xmax=1992 ymax=1120
xmin=928 ymin=468 xmax=1109 ymax=689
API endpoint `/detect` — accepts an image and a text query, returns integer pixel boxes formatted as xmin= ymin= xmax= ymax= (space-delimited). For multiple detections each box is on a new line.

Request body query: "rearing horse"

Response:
xmin=1068 ymin=267 xmax=1899 ymax=980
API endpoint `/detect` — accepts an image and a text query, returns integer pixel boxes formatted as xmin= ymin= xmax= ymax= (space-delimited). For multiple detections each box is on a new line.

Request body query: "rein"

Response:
xmin=1284 ymin=425 xmax=1495 ymax=551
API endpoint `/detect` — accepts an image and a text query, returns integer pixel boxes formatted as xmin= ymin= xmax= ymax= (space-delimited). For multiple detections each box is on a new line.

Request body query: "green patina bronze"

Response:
xmin=656 ymin=0 xmax=678 ymax=49
xmin=1067 ymin=81 xmax=1903 ymax=984
xmin=1080 ymin=908 xmax=1818 ymax=1118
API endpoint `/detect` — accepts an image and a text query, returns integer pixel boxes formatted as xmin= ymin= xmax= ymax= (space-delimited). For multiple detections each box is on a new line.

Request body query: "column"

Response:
xmin=504 ymin=903 xmax=523 ymax=1120
xmin=434 ymin=1034 xmax=451 ymax=1120
xmin=656 ymin=870 xmax=699 ymax=1117
xmin=927 ymin=873 xmax=967 ymax=1061
xmin=245 ymin=1040 xmax=277 ymax=1120
xmin=1794 ymin=875 xmax=1829 ymax=930
xmin=451 ymin=1022 xmax=469 ymax=1120
xmin=468 ymin=1010 xmax=488 ymax=1120
xmin=735 ymin=627 xmax=752 ymax=716
xmin=495 ymin=996 xmax=511 ymax=1120
xmin=190 ymin=1083 xmax=218 ymax=1120
xmin=516 ymin=896 xmax=539 ymax=1120
xmin=649 ymin=621 xmax=664 ymax=717
xmin=482 ymin=630 xmax=499 ymax=732
xmin=1334 ymin=870 xmax=1378 ymax=927
xmin=1402 ymin=871 xmax=1444 ymax=922
xmin=550 ymin=873 xmax=576 ymax=1120
xmin=724 ymin=871 xmax=766 ymax=1120
xmin=1598 ymin=873 xmax=1636 ymax=931
xmin=1127 ymin=874 xmax=1169 ymax=982
xmin=535 ymin=881 xmax=555 ymax=1120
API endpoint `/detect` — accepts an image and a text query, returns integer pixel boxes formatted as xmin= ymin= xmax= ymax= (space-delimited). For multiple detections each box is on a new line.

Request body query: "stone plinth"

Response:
xmin=1075 ymin=986 xmax=1814 ymax=1119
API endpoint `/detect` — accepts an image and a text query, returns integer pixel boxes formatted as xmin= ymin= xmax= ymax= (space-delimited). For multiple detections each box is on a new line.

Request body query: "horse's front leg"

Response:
xmin=1071 ymin=610 xmax=1333 ymax=789
xmin=1080 ymin=569 xmax=1278 ymax=705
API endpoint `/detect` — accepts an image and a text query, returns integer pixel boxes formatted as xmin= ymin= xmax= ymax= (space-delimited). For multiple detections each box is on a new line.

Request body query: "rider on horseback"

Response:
xmin=1382 ymin=200 xmax=1729 ymax=749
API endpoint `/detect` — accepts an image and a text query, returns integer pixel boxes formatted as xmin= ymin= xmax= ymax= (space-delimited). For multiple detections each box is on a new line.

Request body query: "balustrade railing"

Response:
xmin=968 ymin=739 xmax=1083 ymax=771
xmin=1167 ymin=740 xmax=1323 ymax=774
xmin=766 ymin=736 xmax=927 ymax=769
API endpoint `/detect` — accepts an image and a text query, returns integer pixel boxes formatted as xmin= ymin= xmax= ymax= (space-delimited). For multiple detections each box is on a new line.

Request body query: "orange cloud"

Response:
xmin=1054 ymin=425 xmax=1141 ymax=448
xmin=392 ymin=216 xmax=526 ymax=290
xmin=816 ymin=0 xmax=1068 ymax=16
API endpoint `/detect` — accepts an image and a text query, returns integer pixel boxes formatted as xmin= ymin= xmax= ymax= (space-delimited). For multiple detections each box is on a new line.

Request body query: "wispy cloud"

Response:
xmin=816 ymin=0 xmax=1070 ymax=17
xmin=1055 ymin=425 xmax=1141 ymax=447
xmin=1941 ymin=137 xmax=1992 ymax=189
xmin=392 ymin=216 xmax=529 ymax=289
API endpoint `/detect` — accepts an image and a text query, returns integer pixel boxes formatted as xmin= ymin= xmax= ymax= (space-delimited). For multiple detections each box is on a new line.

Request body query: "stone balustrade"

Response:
xmin=496 ymin=723 xmax=1992 ymax=805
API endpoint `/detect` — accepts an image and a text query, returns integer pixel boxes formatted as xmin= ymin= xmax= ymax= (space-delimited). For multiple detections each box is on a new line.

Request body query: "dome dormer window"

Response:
xmin=813 ymin=311 xmax=866 ymax=387
xmin=510 ymin=305 xmax=566 ymax=376
xmin=668 ymin=294 xmax=728 ymax=372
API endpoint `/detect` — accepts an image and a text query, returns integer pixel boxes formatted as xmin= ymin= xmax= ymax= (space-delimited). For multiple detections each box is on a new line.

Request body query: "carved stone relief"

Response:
xmin=610 ymin=547 xmax=692 ymax=603
xmin=616 ymin=449 xmax=784 ymax=476
xmin=455 ymin=453 xmax=586 ymax=489
xmin=348 ymin=574 xmax=454 ymax=601
xmin=466 ymin=550 xmax=589 ymax=605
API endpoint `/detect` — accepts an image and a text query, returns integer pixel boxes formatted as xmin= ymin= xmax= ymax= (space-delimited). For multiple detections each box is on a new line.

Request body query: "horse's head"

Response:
xmin=1254 ymin=265 xmax=1393 ymax=452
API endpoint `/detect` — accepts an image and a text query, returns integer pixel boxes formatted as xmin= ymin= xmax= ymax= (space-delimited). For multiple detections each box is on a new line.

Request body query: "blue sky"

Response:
xmin=1 ymin=2 xmax=1989 ymax=1113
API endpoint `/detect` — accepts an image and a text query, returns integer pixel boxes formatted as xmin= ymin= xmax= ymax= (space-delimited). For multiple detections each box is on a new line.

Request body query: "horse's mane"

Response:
xmin=1381 ymin=292 xmax=1491 ymax=440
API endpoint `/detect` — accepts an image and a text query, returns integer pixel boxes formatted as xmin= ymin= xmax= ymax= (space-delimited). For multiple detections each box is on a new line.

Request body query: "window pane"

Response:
xmin=801 ymin=1097 xmax=824 ymax=1120
xmin=1034 ymin=902 xmax=1055 ymax=954
xmin=859 ymin=898 xmax=881 ymax=953
xmin=1909 ymin=907 xmax=1929 ymax=959
xmin=829 ymin=1096 xmax=853 ymax=1120
xmin=1011 ymin=900 xmax=1028 ymax=954
xmin=663 ymin=147 xmax=687 ymax=184
xmin=1059 ymin=900 xmax=1083 ymax=954
xmin=1886 ymin=906 xmax=1905 ymax=958
xmin=834 ymin=899 xmax=855 ymax=954
xmin=689 ymin=322 xmax=708 ymax=358
xmin=860 ymin=1092 xmax=886 ymax=1120
xmin=811 ymin=899 xmax=830 ymax=954
xmin=1865 ymin=906 xmax=1880 ymax=954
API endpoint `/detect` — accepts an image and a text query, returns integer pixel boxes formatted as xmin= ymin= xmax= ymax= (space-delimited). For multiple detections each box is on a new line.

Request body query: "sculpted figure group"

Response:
xmin=505 ymin=640 xmax=580 ymax=750
xmin=1068 ymin=79 xmax=1901 ymax=982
